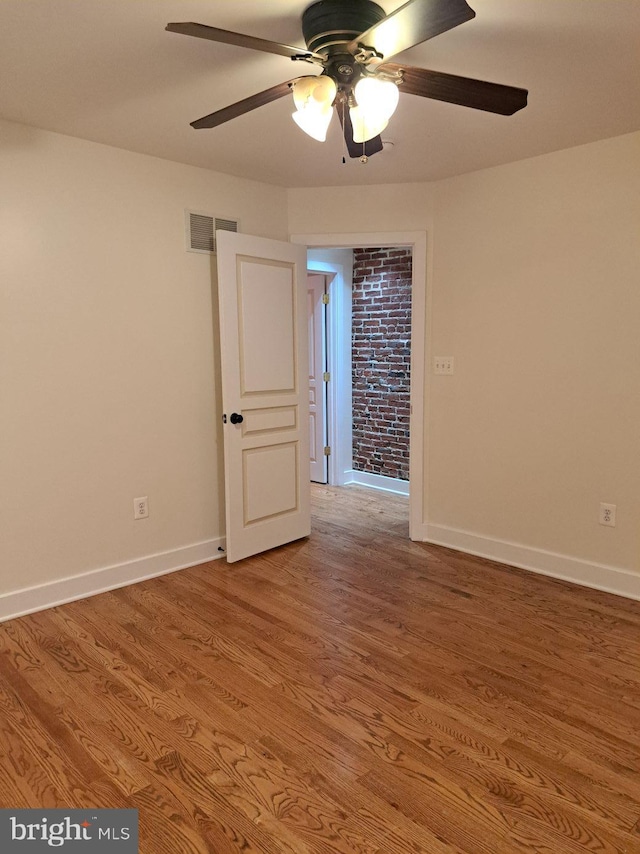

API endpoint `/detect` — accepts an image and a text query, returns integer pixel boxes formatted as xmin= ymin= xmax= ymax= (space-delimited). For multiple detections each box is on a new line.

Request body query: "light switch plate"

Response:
xmin=434 ymin=356 xmax=454 ymax=375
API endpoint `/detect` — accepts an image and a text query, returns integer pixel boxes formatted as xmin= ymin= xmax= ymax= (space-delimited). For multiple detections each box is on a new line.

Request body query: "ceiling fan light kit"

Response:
xmin=167 ymin=0 xmax=528 ymax=161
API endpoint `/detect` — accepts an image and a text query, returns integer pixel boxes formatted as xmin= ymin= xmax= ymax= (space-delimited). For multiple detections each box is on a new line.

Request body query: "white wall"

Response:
xmin=428 ymin=132 xmax=640 ymax=576
xmin=0 ymin=119 xmax=288 ymax=613
xmin=2 ymin=120 xmax=638 ymax=614
xmin=290 ymin=182 xmax=435 ymax=236
xmin=289 ymin=131 xmax=640 ymax=596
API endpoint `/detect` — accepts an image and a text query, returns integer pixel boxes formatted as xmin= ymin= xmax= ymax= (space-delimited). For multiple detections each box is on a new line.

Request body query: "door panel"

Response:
xmin=308 ymin=273 xmax=328 ymax=483
xmin=217 ymin=231 xmax=310 ymax=563
xmin=243 ymin=443 xmax=298 ymax=524
xmin=239 ymin=260 xmax=296 ymax=393
xmin=241 ymin=406 xmax=297 ymax=435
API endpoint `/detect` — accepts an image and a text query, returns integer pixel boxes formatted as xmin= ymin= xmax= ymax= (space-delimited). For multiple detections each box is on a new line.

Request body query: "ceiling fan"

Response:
xmin=167 ymin=0 xmax=528 ymax=160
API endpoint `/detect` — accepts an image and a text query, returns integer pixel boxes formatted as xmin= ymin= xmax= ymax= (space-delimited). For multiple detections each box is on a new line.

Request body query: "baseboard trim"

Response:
xmin=0 ymin=538 xmax=226 ymax=624
xmin=345 ymin=470 xmax=410 ymax=496
xmin=5 ymin=523 xmax=636 ymax=624
xmin=421 ymin=523 xmax=640 ymax=601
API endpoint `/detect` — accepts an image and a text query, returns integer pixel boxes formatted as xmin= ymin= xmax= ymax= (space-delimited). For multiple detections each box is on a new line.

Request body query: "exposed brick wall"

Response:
xmin=352 ymin=247 xmax=412 ymax=481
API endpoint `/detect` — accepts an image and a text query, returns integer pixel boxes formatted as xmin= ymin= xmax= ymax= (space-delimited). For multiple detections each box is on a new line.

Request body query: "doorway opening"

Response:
xmin=352 ymin=246 xmax=412 ymax=492
xmin=295 ymin=230 xmax=427 ymax=542
xmin=308 ymin=247 xmax=412 ymax=496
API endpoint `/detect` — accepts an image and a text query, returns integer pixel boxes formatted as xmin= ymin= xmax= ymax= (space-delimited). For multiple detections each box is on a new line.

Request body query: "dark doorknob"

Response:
xmin=230 ymin=412 xmax=243 ymax=425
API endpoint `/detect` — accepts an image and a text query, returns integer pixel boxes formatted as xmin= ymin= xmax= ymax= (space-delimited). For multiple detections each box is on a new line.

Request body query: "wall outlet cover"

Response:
xmin=599 ymin=502 xmax=616 ymax=527
xmin=134 ymin=496 xmax=149 ymax=520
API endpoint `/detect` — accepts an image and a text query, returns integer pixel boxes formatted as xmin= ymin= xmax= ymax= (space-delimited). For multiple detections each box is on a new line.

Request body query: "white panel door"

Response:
xmin=216 ymin=231 xmax=310 ymax=563
xmin=308 ymin=273 xmax=328 ymax=484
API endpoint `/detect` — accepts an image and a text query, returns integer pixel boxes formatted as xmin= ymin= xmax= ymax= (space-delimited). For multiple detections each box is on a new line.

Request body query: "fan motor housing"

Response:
xmin=302 ymin=0 xmax=386 ymax=56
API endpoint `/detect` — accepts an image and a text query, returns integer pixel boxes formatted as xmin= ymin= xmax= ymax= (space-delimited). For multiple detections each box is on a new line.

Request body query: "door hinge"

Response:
xmin=323 ymin=371 xmax=330 ymax=383
xmin=324 ymin=446 xmax=331 ymax=456
xmin=322 ymin=293 xmax=330 ymax=304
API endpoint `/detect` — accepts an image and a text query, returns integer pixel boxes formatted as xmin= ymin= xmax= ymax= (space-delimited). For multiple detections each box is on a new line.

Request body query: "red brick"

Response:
xmin=352 ymin=247 xmax=412 ymax=480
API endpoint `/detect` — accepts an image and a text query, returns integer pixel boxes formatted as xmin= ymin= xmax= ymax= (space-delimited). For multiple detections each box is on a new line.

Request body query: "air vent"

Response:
xmin=185 ymin=210 xmax=239 ymax=254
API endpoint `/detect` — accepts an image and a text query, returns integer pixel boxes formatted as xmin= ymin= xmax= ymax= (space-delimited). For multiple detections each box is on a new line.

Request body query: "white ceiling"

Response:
xmin=1 ymin=0 xmax=639 ymax=188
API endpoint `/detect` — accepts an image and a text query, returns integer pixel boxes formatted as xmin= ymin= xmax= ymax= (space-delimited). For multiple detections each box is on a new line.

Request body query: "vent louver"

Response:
xmin=186 ymin=211 xmax=239 ymax=254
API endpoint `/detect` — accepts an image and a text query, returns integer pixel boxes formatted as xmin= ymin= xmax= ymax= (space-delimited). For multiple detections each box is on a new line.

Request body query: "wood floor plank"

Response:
xmin=152 ymin=752 xmax=298 ymax=854
xmin=0 ymin=484 xmax=638 ymax=853
xmin=257 ymin=732 xmax=471 ymax=854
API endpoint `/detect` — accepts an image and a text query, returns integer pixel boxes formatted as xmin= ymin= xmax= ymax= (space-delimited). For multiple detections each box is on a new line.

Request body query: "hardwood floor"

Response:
xmin=1 ymin=484 xmax=639 ymax=852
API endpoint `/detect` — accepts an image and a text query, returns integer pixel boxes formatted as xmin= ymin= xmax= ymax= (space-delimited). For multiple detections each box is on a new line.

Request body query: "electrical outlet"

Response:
xmin=434 ymin=356 xmax=454 ymax=375
xmin=599 ymin=503 xmax=616 ymax=527
xmin=134 ymin=496 xmax=149 ymax=520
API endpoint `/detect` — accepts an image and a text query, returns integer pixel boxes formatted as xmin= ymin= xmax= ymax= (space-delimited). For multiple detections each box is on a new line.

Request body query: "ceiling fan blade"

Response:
xmin=347 ymin=0 xmax=475 ymax=63
xmin=191 ymin=79 xmax=306 ymax=129
xmin=336 ymin=103 xmax=384 ymax=159
xmin=166 ymin=22 xmax=323 ymax=61
xmin=383 ymin=63 xmax=528 ymax=115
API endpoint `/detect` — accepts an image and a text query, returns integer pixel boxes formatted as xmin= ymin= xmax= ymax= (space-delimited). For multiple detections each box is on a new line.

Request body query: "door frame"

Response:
xmin=292 ymin=231 xmax=428 ymax=542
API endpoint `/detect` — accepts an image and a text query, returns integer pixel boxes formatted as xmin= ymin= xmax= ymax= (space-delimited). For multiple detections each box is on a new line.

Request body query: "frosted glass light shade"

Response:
xmin=292 ymin=105 xmax=333 ymax=142
xmin=354 ymin=77 xmax=400 ymax=117
xmin=350 ymin=107 xmax=389 ymax=144
xmin=292 ymin=76 xmax=336 ymax=111
xmin=291 ymin=76 xmax=337 ymax=142
xmin=350 ymin=77 xmax=400 ymax=141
